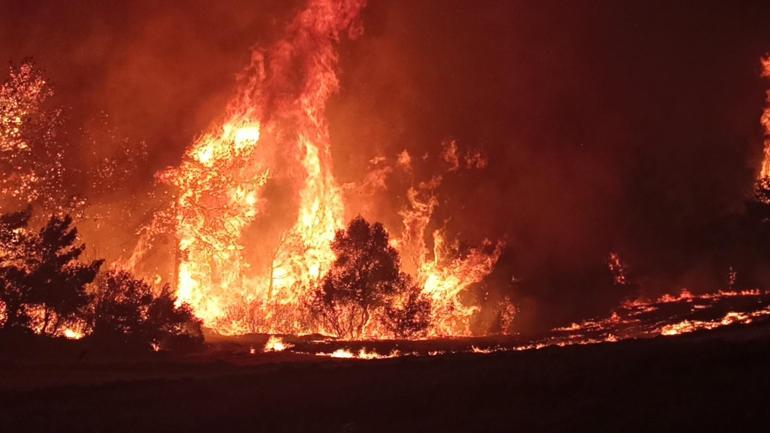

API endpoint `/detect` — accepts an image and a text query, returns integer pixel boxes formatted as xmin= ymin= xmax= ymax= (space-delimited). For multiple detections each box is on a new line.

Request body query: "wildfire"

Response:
xmin=19 ymin=305 xmax=89 ymax=339
xmin=659 ymin=309 xmax=770 ymax=336
xmin=546 ymin=288 xmax=770 ymax=345
xmin=293 ymin=288 xmax=770 ymax=360
xmin=161 ymin=0 xmax=362 ymax=334
xmin=154 ymin=0 xmax=503 ymax=338
xmin=417 ymin=232 xmax=503 ymax=336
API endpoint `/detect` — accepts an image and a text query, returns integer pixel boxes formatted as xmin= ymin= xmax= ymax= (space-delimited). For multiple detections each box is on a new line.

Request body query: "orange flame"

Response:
xmin=156 ymin=0 xmax=503 ymax=338
xmin=759 ymin=55 xmax=770 ymax=179
xmin=163 ymin=0 xmax=361 ymax=334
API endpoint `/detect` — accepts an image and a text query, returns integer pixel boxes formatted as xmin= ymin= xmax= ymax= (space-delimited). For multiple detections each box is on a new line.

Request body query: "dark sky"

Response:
xmin=3 ymin=0 xmax=770 ymax=330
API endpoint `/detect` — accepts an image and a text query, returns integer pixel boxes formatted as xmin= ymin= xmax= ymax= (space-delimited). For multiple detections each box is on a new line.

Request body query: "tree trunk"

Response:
xmin=42 ymin=309 xmax=51 ymax=336
xmin=356 ymin=307 xmax=369 ymax=338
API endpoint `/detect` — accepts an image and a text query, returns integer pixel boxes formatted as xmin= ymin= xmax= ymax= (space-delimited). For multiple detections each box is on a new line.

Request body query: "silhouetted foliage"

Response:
xmin=382 ymin=280 xmax=432 ymax=338
xmin=1 ymin=209 xmax=202 ymax=353
xmin=1 ymin=212 xmax=103 ymax=334
xmin=25 ymin=215 xmax=103 ymax=335
xmin=90 ymin=270 xmax=203 ymax=350
xmin=310 ymin=216 xmax=431 ymax=338
xmin=0 ymin=207 xmax=34 ymax=331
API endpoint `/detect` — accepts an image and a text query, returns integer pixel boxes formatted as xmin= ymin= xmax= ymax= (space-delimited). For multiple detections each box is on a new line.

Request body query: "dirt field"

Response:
xmin=1 ymin=323 xmax=769 ymax=433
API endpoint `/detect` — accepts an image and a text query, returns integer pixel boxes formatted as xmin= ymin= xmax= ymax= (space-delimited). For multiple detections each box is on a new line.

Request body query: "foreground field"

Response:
xmin=1 ymin=322 xmax=769 ymax=433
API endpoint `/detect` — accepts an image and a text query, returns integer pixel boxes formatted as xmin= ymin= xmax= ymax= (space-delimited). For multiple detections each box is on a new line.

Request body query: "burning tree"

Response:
xmin=309 ymin=216 xmax=431 ymax=339
xmin=90 ymin=271 xmax=203 ymax=350
xmin=0 ymin=62 xmax=82 ymax=217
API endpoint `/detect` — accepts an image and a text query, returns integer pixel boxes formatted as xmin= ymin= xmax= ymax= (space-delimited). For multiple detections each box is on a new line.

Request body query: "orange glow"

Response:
xmin=607 ymin=252 xmax=627 ymax=285
xmin=315 ymin=348 xmax=403 ymax=359
xmin=760 ymin=55 xmax=770 ymax=179
xmin=154 ymin=0 xmax=503 ymax=338
xmin=161 ymin=0 xmax=362 ymax=335
xmin=548 ymin=289 xmax=770 ymax=347
xmin=396 ymin=168 xmax=504 ymax=336
xmin=21 ymin=305 xmax=88 ymax=339
xmin=63 ymin=328 xmax=84 ymax=339
xmin=264 ymin=335 xmax=292 ymax=352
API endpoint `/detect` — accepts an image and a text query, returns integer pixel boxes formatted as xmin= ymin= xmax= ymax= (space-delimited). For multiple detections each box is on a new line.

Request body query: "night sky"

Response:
xmin=3 ymin=0 xmax=770 ymax=331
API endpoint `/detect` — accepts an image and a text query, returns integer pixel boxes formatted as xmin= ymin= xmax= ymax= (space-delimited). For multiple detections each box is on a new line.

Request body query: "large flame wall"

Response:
xmin=158 ymin=0 xmax=502 ymax=337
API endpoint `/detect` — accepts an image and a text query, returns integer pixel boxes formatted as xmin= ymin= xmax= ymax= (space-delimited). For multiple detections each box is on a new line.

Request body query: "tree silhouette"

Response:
xmin=1 ymin=209 xmax=203 ymax=352
xmin=310 ymin=216 xmax=431 ymax=338
xmin=91 ymin=271 xmax=152 ymax=340
xmin=25 ymin=215 xmax=103 ymax=335
xmin=1 ymin=210 xmax=101 ymax=335
xmin=0 ymin=207 xmax=34 ymax=331
xmin=91 ymin=271 xmax=203 ymax=350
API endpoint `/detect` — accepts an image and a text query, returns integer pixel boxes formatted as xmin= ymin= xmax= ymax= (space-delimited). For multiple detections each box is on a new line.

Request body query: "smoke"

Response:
xmin=328 ymin=0 xmax=770 ymax=330
xmin=4 ymin=0 xmax=770 ymax=331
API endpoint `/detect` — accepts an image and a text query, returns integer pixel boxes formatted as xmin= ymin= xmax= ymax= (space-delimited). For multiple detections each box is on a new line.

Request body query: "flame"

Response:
xmin=549 ymin=289 xmax=770 ymax=345
xmin=397 ymin=169 xmax=504 ymax=336
xmin=659 ymin=309 xmax=769 ymax=336
xmin=267 ymin=134 xmax=343 ymax=304
xmin=759 ymin=55 xmax=770 ymax=179
xmin=264 ymin=335 xmax=292 ymax=352
xmin=327 ymin=348 xmax=354 ymax=358
xmin=315 ymin=347 xmax=403 ymax=359
xmin=62 ymin=328 xmax=84 ymax=340
xmin=163 ymin=0 xmax=361 ymax=335
xmin=418 ymin=230 xmax=503 ymax=336
xmin=168 ymin=119 xmax=269 ymax=333
xmin=21 ymin=305 xmax=88 ymax=339
xmin=150 ymin=0 xmax=504 ymax=338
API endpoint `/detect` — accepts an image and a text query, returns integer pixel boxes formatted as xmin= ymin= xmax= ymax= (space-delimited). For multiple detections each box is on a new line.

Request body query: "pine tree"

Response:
xmin=25 ymin=215 xmax=102 ymax=335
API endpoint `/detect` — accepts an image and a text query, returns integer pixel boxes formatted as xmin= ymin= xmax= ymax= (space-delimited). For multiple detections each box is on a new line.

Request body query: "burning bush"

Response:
xmin=89 ymin=271 xmax=203 ymax=350
xmin=381 ymin=282 xmax=432 ymax=338
xmin=309 ymin=216 xmax=431 ymax=339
